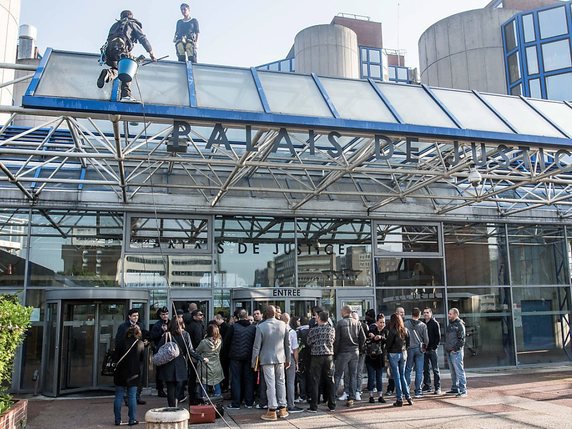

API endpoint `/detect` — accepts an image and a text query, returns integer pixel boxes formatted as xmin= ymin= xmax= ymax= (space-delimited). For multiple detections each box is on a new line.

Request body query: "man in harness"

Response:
xmin=97 ymin=10 xmax=156 ymax=102
xmin=174 ymin=3 xmax=200 ymax=63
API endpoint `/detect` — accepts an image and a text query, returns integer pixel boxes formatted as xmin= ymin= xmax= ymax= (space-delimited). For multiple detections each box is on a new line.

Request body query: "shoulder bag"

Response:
xmin=101 ymin=339 xmax=139 ymax=376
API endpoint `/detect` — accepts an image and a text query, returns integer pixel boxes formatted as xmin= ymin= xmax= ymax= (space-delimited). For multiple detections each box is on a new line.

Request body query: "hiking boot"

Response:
xmin=261 ymin=410 xmax=277 ymax=421
xmin=277 ymin=407 xmax=289 ymax=418
xmin=346 ymin=399 xmax=354 ymax=408
xmin=97 ymin=69 xmax=109 ymax=88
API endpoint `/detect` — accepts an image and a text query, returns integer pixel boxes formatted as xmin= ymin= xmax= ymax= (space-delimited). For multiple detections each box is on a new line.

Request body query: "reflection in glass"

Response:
xmin=375 ymin=257 xmax=444 ymax=287
xmin=376 ymin=224 xmax=439 ymax=254
xmin=370 ymin=49 xmax=381 ymax=63
xmin=120 ymin=255 xmax=211 ymax=288
xmin=215 ymin=216 xmax=295 ymax=288
xmin=510 ymin=84 xmax=522 ymax=96
xmin=538 ymin=6 xmax=568 ymax=39
xmin=507 ymin=52 xmax=520 ymax=83
xmin=375 ymin=287 xmax=445 ymax=316
xmin=522 ymin=14 xmax=535 ymax=42
xmin=397 ymin=68 xmax=409 ymax=81
xmin=0 ymin=209 xmax=30 ymax=287
xmin=28 ymin=211 xmax=123 ymax=287
xmin=297 ymin=218 xmax=371 ymax=288
xmin=504 ymin=20 xmax=517 ymax=51
xmin=508 ymin=225 xmax=567 ymax=285
xmin=546 ymin=72 xmax=572 ymax=101
xmin=541 ymin=39 xmax=572 ymax=72
xmin=448 ymin=287 xmax=514 ymax=367
xmin=21 ymin=289 xmax=43 ymax=390
xmin=525 ymin=46 xmax=539 ymax=75
xmin=444 ymin=224 xmax=508 ymax=286
xmin=529 ymin=78 xmax=541 ymax=98
xmin=512 ymin=287 xmax=570 ymax=364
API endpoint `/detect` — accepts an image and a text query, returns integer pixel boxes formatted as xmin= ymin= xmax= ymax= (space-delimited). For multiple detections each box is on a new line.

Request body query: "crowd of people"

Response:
xmin=111 ymin=303 xmax=467 ymax=424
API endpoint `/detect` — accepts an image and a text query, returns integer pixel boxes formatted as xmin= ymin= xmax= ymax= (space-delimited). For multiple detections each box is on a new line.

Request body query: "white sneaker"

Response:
xmin=355 ymin=392 xmax=362 ymax=401
xmin=338 ymin=392 xmax=348 ymax=401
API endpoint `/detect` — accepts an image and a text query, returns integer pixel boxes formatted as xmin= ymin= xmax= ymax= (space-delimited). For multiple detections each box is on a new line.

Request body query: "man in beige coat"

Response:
xmin=251 ymin=305 xmax=291 ymax=421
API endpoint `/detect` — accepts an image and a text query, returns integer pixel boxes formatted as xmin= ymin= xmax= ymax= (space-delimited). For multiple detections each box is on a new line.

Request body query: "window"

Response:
xmin=370 ymin=49 xmax=381 ymax=63
xmin=510 ymin=84 xmax=522 ymax=96
xmin=529 ymin=78 xmax=541 ymax=98
xmin=504 ymin=20 xmax=517 ymax=51
xmin=507 ymin=52 xmax=520 ymax=83
xmin=370 ymin=64 xmax=381 ymax=79
xmin=542 ymin=39 xmax=572 ymax=72
xmin=538 ymin=6 xmax=568 ymax=39
xmin=525 ymin=46 xmax=539 ymax=75
xmin=546 ymin=72 xmax=572 ymax=101
xmin=397 ymin=67 xmax=409 ymax=81
xmin=522 ymin=14 xmax=535 ymax=42
xmin=375 ymin=224 xmax=440 ymax=256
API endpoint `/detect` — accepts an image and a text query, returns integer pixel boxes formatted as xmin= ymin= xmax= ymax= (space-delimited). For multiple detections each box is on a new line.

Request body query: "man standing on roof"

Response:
xmin=97 ymin=10 xmax=156 ymax=102
xmin=174 ymin=3 xmax=200 ymax=63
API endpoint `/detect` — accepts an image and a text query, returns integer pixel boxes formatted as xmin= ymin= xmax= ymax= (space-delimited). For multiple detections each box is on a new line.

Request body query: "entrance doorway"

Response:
xmin=42 ymin=289 xmax=149 ymax=396
xmin=231 ymin=288 xmax=322 ymax=320
xmin=335 ymin=288 xmax=375 ymax=319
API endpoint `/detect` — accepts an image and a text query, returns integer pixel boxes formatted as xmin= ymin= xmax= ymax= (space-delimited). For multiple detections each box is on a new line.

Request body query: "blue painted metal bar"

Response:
xmin=250 ymin=68 xmax=271 ymax=114
xmin=520 ymin=96 xmax=570 ymax=138
xmin=421 ymin=84 xmax=463 ymax=129
xmin=110 ymin=78 xmax=120 ymax=102
xmin=78 ymin=167 xmax=86 ymax=190
xmin=367 ymin=78 xmax=404 ymax=124
xmin=471 ymin=90 xmax=519 ymax=134
xmin=22 ymin=94 xmax=572 ymax=148
xmin=311 ymin=73 xmax=339 ymax=119
xmin=25 ymin=48 xmax=52 ymax=96
xmin=187 ymin=61 xmax=197 ymax=108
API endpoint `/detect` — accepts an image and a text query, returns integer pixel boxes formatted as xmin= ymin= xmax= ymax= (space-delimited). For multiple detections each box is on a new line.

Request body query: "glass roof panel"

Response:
xmin=257 ymin=71 xmax=332 ymax=117
xmin=480 ymin=93 xmax=563 ymax=137
xmin=432 ymin=88 xmax=513 ymax=133
xmin=319 ymin=78 xmax=397 ymax=123
xmin=133 ymin=61 xmax=189 ymax=106
xmin=193 ymin=66 xmax=263 ymax=112
xmin=35 ymin=51 xmax=112 ymax=100
xmin=526 ymin=98 xmax=572 ymax=137
xmin=375 ymin=82 xmax=456 ymax=128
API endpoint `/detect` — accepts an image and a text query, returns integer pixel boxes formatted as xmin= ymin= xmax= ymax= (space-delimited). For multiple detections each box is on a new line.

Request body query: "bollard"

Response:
xmin=145 ymin=407 xmax=190 ymax=429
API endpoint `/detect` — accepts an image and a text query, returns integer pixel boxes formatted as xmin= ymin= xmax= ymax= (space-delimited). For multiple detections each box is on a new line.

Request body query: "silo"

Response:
xmin=418 ymin=8 xmax=518 ymax=93
xmin=0 ymin=0 xmax=21 ymax=123
xmin=294 ymin=24 xmax=360 ymax=79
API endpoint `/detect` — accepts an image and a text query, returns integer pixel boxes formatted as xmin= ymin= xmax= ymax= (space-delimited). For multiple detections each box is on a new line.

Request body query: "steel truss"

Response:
xmin=2 ymin=107 xmax=572 ymax=220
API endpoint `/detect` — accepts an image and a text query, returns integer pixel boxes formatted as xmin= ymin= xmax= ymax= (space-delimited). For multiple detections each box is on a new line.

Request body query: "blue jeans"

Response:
xmin=423 ymin=349 xmax=441 ymax=390
xmin=388 ymin=352 xmax=410 ymax=401
xmin=200 ymin=383 xmax=221 ymax=398
xmin=365 ymin=361 xmax=383 ymax=393
xmin=405 ymin=346 xmax=425 ymax=395
xmin=230 ymin=359 xmax=254 ymax=407
xmin=114 ymin=385 xmax=136 ymax=424
xmin=447 ymin=350 xmax=467 ymax=394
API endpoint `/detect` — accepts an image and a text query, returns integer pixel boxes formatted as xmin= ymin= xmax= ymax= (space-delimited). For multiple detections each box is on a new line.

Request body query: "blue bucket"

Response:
xmin=118 ymin=57 xmax=138 ymax=82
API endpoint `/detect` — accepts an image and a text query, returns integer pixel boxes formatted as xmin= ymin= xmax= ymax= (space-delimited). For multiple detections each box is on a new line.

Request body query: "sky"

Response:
xmin=20 ymin=0 xmax=491 ymax=70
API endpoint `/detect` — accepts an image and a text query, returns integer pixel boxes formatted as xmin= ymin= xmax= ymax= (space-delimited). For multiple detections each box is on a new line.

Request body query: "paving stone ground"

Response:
xmin=24 ymin=365 xmax=572 ymax=429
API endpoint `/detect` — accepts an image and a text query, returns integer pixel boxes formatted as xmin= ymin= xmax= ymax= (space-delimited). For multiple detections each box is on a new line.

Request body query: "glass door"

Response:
xmin=96 ymin=303 xmax=126 ymax=386
xmin=42 ymin=302 xmax=60 ymax=396
xmin=336 ymin=288 xmax=375 ymax=319
xmin=60 ymin=303 xmax=96 ymax=392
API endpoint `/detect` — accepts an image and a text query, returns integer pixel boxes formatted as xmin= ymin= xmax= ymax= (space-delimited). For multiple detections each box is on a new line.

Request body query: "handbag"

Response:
xmin=365 ymin=339 xmax=384 ymax=358
xmin=101 ymin=339 xmax=139 ymax=376
xmin=152 ymin=332 xmax=180 ymax=366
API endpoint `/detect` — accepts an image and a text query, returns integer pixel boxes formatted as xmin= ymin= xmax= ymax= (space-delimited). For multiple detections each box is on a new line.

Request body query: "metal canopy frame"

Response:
xmin=3 ymin=50 xmax=572 ymax=221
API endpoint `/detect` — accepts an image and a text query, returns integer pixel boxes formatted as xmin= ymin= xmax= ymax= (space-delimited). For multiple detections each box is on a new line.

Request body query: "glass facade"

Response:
xmin=503 ymin=3 xmax=572 ymax=101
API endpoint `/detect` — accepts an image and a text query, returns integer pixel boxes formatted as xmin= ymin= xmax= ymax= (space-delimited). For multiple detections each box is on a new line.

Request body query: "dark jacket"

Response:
xmin=223 ymin=320 xmax=256 ymax=361
xmin=445 ymin=318 xmax=466 ymax=352
xmin=385 ymin=327 xmax=410 ymax=353
xmin=113 ymin=336 xmax=144 ymax=387
xmin=115 ymin=320 xmax=149 ymax=349
xmin=157 ymin=330 xmax=202 ymax=382
xmin=423 ymin=317 xmax=441 ymax=351
xmin=365 ymin=324 xmax=388 ymax=368
xmin=107 ymin=17 xmax=152 ymax=53
xmin=150 ymin=319 xmax=168 ymax=353
xmin=334 ymin=316 xmax=366 ymax=355
xmin=186 ymin=318 xmax=205 ymax=349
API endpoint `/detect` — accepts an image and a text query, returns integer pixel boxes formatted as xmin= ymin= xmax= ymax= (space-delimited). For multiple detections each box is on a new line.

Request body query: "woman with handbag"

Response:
xmin=365 ymin=313 xmax=388 ymax=404
xmin=386 ymin=313 xmax=412 ymax=407
xmin=157 ymin=317 xmax=207 ymax=407
xmin=196 ymin=324 xmax=224 ymax=398
xmin=113 ymin=325 xmax=144 ymax=426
